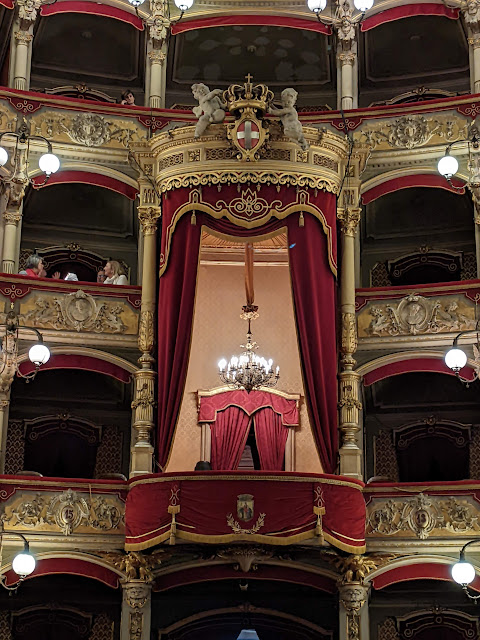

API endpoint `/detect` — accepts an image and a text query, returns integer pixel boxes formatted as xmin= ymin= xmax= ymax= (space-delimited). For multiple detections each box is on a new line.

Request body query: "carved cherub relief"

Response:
xmin=269 ymin=88 xmax=309 ymax=151
xmin=191 ymin=83 xmax=226 ymax=138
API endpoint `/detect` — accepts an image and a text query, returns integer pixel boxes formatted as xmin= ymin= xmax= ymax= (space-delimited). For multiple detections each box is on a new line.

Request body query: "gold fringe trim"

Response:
xmin=125 ymin=527 xmax=365 ymax=554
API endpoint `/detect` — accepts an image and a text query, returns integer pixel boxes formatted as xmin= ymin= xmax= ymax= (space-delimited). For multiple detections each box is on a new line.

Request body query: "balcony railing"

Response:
xmin=0 ymin=274 xmax=141 ymax=348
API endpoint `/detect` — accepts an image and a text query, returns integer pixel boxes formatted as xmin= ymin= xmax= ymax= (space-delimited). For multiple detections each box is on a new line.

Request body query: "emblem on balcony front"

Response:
xmin=224 ymin=74 xmax=273 ymax=161
xmin=237 ymin=494 xmax=254 ymax=522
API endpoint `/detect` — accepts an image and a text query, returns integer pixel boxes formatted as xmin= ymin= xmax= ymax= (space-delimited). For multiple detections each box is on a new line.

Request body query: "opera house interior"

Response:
xmin=2 ymin=0 xmax=480 ymax=638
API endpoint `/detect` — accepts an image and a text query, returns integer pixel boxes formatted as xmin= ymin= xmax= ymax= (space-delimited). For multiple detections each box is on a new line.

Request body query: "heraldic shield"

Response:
xmin=237 ymin=494 xmax=254 ymax=522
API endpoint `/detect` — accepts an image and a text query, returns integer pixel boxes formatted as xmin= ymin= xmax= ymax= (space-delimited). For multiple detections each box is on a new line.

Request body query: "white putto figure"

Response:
xmin=191 ymin=83 xmax=226 ymax=138
xmin=269 ymin=88 xmax=309 ymax=151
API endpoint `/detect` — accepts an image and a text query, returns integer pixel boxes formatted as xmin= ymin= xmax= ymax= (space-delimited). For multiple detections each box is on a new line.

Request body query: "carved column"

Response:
xmin=145 ymin=0 xmax=169 ymax=108
xmin=10 ymin=0 xmax=41 ymax=91
xmin=465 ymin=2 xmax=480 ymax=94
xmin=13 ymin=30 xmax=32 ymax=91
xmin=335 ymin=0 xmax=357 ymax=110
xmin=337 ymin=205 xmax=362 ymax=479
xmin=120 ymin=580 xmax=152 ymax=640
xmin=2 ymin=180 xmax=26 ymax=274
xmin=147 ymin=46 xmax=167 ymax=109
xmin=338 ymin=582 xmax=370 ymax=640
xmin=131 ymin=174 xmax=161 ymax=476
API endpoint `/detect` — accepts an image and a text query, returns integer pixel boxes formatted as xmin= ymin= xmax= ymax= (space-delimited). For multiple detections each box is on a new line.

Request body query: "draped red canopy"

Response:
xmin=198 ymin=389 xmax=299 ymax=426
xmin=157 ymin=184 xmax=338 ymax=472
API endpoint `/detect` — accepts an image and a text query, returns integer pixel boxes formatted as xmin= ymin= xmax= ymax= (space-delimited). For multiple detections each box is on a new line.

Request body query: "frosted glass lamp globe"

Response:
xmin=128 ymin=0 xmax=144 ymax=6
xmin=12 ymin=551 xmax=35 ymax=577
xmin=28 ymin=343 xmax=50 ymax=366
xmin=438 ymin=154 xmax=459 ymax=178
xmin=445 ymin=347 xmax=467 ymax=372
xmin=354 ymin=0 xmax=374 ymax=10
xmin=307 ymin=0 xmax=327 ymax=12
xmin=0 ymin=146 xmax=8 ymax=167
xmin=452 ymin=559 xmax=475 ymax=585
xmin=38 ymin=153 xmax=60 ymax=175
xmin=174 ymin=0 xmax=194 ymax=9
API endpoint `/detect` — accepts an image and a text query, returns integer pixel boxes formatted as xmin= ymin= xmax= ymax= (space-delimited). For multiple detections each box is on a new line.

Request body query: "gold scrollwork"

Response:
xmin=138 ymin=311 xmax=155 ymax=354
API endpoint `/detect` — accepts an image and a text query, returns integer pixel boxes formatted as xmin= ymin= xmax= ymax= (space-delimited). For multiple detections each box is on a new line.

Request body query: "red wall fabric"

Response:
xmin=171 ymin=15 xmax=331 ymax=35
xmin=210 ymin=406 xmax=251 ymax=470
xmin=254 ymin=408 xmax=289 ymax=471
xmin=361 ymin=174 xmax=465 ymax=205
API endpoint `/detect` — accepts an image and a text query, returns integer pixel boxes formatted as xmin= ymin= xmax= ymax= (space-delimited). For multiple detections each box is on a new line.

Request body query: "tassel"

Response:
xmin=299 ymin=212 xmax=304 ymax=227
xmin=191 ymin=211 xmax=196 ymax=225
xmin=168 ymin=504 xmax=180 ymax=545
xmin=313 ymin=505 xmax=325 ymax=543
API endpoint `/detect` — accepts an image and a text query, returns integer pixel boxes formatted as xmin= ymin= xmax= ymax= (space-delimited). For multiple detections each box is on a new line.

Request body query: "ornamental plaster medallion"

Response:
xmin=46 ymin=489 xmax=90 ymax=535
xmin=363 ymin=294 xmax=476 ymax=337
xmin=22 ymin=290 xmax=127 ymax=334
xmin=68 ymin=114 xmax=111 ymax=147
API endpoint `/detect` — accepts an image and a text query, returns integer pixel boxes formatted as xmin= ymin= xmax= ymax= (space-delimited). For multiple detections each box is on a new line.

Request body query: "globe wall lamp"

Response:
xmin=0 ymin=528 xmax=36 ymax=592
xmin=0 ymin=125 xmax=60 ymax=188
xmin=452 ymin=540 xmax=480 ymax=600
xmin=308 ymin=0 xmax=374 ymax=18
xmin=437 ymin=118 xmax=480 ymax=186
xmin=1 ymin=305 xmax=51 ymax=382
xmin=128 ymin=0 xmax=193 ymax=22
xmin=444 ymin=329 xmax=480 ymax=385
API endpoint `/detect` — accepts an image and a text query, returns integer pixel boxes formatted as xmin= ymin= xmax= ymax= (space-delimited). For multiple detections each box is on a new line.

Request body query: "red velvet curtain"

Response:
xmin=158 ymin=189 xmax=338 ymax=472
xmin=157 ymin=214 xmax=202 ymax=467
xmin=287 ymin=214 xmax=338 ymax=472
xmin=210 ymin=406 xmax=251 ymax=470
xmin=254 ymin=408 xmax=289 ymax=471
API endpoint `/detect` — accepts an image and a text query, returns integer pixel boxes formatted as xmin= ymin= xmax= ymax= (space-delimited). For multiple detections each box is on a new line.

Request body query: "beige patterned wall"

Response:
xmin=166 ymin=257 xmax=323 ymax=473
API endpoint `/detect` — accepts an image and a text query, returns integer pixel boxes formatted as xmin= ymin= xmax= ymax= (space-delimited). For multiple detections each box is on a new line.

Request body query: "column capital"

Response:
xmin=138 ymin=206 xmax=161 ymax=235
xmin=148 ymin=49 xmax=166 ymax=64
xmin=14 ymin=30 xmax=33 ymax=44
xmin=337 ymin=208 xmax=361 ymax=237
xmin=3 ymin=210 xmax=22 ymax=227
xmin=16 ymin=0 xmax=43 ymax=23
xmin=338 ymin=50 xmax=356 ymax=66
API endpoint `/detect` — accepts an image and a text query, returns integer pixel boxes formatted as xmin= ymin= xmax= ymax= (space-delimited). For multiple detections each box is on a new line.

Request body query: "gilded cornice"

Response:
xmin=138 ymin=124 xmax=351 ymax=194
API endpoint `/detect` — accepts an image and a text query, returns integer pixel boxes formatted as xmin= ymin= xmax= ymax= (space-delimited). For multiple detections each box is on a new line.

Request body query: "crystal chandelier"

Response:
xmin=218 ymin=306 xmax=279 ymax=393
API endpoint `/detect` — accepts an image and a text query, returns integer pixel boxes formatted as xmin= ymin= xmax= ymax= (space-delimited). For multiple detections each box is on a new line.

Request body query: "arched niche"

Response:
xmin=0 ymin=573 xmax=121 ymax=640
xmin=21 ymin=182 xmax=138 ymax=284
xmin=151 ymin=578 xmax=336 ymax=640
xmin=361 ymin=186 xmax=475 ymax=287
xmin=363 ymin=370 xmax=480 ymax=482
xmin=358 ymin=14 xmax=469 ymax=107
xmin=7 ymin=367 xmax=132 ymax=479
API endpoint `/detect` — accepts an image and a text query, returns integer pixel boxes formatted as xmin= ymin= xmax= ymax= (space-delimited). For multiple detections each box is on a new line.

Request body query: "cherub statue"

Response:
xmin=191 ymin=83 xmax=226 ymax=138
xmin=269 ymin=88 xmax=309 ymax=151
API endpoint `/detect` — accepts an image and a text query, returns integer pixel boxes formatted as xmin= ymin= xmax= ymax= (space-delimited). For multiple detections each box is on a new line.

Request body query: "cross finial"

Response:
xmin=245 ymin=73 xmax=253 ymax=84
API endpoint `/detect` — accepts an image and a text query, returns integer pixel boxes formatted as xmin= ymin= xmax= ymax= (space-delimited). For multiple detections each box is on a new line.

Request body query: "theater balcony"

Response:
xmin=0 ymin=273 xmax=141 ymax=350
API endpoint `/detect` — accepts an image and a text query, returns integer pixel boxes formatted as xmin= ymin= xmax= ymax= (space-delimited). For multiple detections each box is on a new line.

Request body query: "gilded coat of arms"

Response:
xmin=224 ymin=74 xmax=273 ymax=162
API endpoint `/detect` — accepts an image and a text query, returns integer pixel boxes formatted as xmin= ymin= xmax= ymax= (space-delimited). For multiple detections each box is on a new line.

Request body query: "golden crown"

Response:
xmin=224 ymin=74 xmax=274 ymax=116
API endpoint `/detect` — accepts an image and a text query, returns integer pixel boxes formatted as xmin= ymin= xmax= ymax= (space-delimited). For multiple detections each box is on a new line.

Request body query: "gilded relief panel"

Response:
xmin=357 ymin=294 xmax=476 ymax=339
xmin=18 ymin=290 xmax=139 ymax=336
xmin=1 ymin=488 xmax=125 ymax=537
xmin=366 ymin=492 xmax=480 ymax=540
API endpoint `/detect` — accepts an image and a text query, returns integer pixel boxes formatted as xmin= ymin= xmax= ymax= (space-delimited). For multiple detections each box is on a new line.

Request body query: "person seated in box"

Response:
xmin=103 ymin=260 xmax=128 ymax=285
xmin=22 ymin=254 xmax=60 ymax=279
